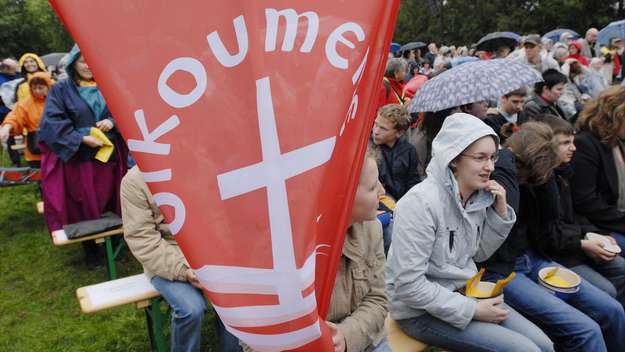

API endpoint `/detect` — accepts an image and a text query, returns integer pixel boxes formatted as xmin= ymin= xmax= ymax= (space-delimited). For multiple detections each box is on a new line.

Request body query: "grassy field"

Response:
xmin=0 ymin=180 xmax=219 ymax=351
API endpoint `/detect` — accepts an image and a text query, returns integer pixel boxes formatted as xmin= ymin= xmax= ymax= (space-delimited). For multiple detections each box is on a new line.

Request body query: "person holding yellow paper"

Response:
xmin=38 ymin=44 xmax=128 ymax=268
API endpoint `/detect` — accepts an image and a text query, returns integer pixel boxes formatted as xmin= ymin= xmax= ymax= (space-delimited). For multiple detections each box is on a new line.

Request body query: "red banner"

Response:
xmin=50 ymin=1 xmax=399 ymax=350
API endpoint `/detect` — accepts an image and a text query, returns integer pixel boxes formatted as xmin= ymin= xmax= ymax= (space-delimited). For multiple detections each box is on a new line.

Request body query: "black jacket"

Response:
xmin=550 ymin=165 xmax=600 ymax=267
xmin=523 ymin=94 xmax=566 ymax=120
xmin=376 ymin=137 xmax=421 ymax=201
xmin=482 ymin=178 xmax=560 ymax=275
xmin=570 ymin=130 xmax=625 ymax=234
xmin=483 ymin=112 xmax=525 ymax=145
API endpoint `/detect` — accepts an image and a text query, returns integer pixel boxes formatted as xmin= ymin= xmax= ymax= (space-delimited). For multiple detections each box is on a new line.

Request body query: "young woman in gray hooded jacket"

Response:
xmin=385 ymin=113 xmax=553 ymax=352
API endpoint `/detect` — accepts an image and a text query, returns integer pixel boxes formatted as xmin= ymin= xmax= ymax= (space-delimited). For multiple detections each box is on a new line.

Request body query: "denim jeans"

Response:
xmin=484 ymin=251 xmax=625 ymax=352
xmin=397 ymin=304 xmax=553 ymax=352
xmin=151 ymin=276 xmax=242 ymax=352
xmin=371 ymin=337 xmax=392 ymax=352
xmin=571 ymin=254 xmax=625 ymax=306
xmin=152 ymin=276 xmax=206 ymax=352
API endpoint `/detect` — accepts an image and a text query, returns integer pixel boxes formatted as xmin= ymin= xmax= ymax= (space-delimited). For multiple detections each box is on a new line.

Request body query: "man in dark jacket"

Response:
xmin=541 ymin=115 xmax=625 ymax=305
xmin=372 ymin=104 xmax=420 ymax=201
xmin=524 ymin=69 xmax=567 ymax=120
xmin=484 ymin=87 xmax=527 ymax=144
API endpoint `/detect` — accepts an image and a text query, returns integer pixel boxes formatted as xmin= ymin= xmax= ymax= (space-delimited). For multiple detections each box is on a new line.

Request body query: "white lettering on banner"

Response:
xmin=339 ymin=48 xmax=369 ymax=136
xmin=127 ymin=110 xmax=180 ymax=155
xmin=325 ymin=22 xmax=365 ymax=70
xmin=152 ymin=192 xmax=186 ymax=235
xmin=195 ymin=76 xmax=335 ymax=351
xmin=207 ymin=15 xmax=249 ymax=68
xmin=140 ymin=169 xmax=172 ymax=183
xmin=158 ymin=57 xmax=207 ymax=108
xmin=265 ymin=8 xmax=319 ymax=53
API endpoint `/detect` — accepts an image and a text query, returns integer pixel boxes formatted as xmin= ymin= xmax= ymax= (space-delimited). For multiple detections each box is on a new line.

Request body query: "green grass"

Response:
xmin=0 ymin=181 xmax=219 ymax=351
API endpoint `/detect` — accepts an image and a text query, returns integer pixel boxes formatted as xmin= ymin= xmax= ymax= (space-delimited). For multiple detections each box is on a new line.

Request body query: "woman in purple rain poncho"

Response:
xmin=38 ymin=44 xmax=128 ymax=267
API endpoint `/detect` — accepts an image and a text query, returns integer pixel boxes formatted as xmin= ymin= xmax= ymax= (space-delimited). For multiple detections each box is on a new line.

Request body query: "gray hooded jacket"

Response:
xmin=385 ymin=113 xmax=516 ymax=330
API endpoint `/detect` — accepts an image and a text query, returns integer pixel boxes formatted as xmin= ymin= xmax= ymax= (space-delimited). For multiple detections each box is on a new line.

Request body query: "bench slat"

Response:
xmin=52 ymin=227 xmax=123 ymax=246
xmin=76 ymin=274 xmax=160 ymax=313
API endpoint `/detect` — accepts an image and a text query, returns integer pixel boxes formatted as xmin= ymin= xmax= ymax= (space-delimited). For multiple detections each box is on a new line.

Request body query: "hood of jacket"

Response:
xmin=18 ymin=53 xmax=46 ymax=74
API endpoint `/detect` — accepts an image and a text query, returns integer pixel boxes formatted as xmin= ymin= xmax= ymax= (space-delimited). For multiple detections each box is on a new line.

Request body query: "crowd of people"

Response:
xmin=2 ymin=24 xmax=625 ymax=352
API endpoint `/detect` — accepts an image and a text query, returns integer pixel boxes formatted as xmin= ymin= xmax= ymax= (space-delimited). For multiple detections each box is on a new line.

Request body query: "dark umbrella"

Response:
xmin=400 ymin=42 xmax=427 ymax=52
xmin=41 ymin=52 xmax=67 ymax=67
xmin=476 ymin=32 xmax=521 ymax=52
xmin=543 ymin=29 xmax=579 ymax=43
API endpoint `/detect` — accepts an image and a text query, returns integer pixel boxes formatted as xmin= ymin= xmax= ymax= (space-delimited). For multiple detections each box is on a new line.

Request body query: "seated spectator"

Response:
xmin=568 ymin=41 xmax=589 ymax=67
xmin=409 ymin=107 xmax=458 ymax=180
xmin=0 ymin=58 xmax=18 ymax=122
xmin=587 ymin=58 xmax=609 ymax=98
xmin=524 ymin=69 xmax=567 ymax=120
xmin=378 ymin=58 xmax=408 ymax=109
xmin=580 ymin=28 xmax=599 ymax=59
xmin=460 ymin=101 xmax=489 ymax=120
xmin=372 ymin=104 xmax=420 ymax=254
xmin=243 ymin=147 xmax=390 ymax=352
xmin=552 ymin=46 xmax=570 ymax=66
xmin=0 ymin=72 xmax=53 ymax=168
xmin=15 ymin=53 xmax=47 ymax=103
xmin=372 ymin=104 xmax=420 ymax=201
xmin=121 ymin=166 xmax=242 ymax=352
xmin=538 ymin=115 xmax=625 ymax=306
xmin=484 ymin=88 xmax=527 ymax=144
xmin=513 ymin=34 xmax=560 ymax=73
xmin=38 ymin=44 xmax=128 ymax=267
xmin=481 ymin=122 xmax=625 ymax=351
xmin=387 ymin=113 xmax=552 ymax=352
xmin=559 ymin=59 xmax=592 ymax=120
xmin=571 ymin=86 xmax=625 ymax=245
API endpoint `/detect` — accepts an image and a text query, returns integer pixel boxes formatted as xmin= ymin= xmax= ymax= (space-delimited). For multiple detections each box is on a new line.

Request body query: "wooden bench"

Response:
xmin=386 ymin=315 xmax=429 ymax=352
xmin=77 ymin=273 xmax=167 ymax=352
xmin=52 ymin=227 xmax=125 ymax=280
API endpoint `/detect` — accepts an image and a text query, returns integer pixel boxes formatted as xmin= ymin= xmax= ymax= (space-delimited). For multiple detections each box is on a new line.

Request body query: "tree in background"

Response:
xmin=395 ymin=0 xmax=623 ymax=46
xmin=0 ymin=0 xmax=73 ymax=59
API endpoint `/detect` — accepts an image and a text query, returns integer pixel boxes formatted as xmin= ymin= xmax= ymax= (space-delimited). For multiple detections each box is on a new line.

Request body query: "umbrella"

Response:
xmin=41 ymin=52 xmax=67 ymax=67
xmin=542 ymin=28 xmax=579 ymax=43
xmin=407 ymin=59 xmax=542 ymax=113
xmin=400 ymin=41 xmax=427 ymax=52
xmin=390 ymin=42 xmax=401 ymax=53
xmin=598 ymin=19 xmax=625 ymax=47
xmin=476 ymin=32 xmax=521 ymax=52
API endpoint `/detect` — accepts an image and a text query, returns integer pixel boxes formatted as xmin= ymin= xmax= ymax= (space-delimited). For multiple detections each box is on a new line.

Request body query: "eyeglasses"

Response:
xmin=460 ymin=152 xmax=499 ymax=165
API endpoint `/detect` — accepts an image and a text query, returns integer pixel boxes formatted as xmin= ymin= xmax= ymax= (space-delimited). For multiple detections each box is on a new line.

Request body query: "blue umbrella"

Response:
xmin=598 ymin=20 xmax=625 ymax=47
xmin=476 ymin=32 xmax=521 ymax=52
xmin=543 ymin=28 xmax=579 ymax=43
xmin=407 ymin=59 xmax=542 ymax=113
xmin=390 ymin=42 xmax=401 ymax=53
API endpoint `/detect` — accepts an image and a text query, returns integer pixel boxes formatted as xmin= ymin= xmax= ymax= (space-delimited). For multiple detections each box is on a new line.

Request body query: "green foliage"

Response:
xmin=395 ymin=0 xmax=624 ymax=46
xmin=0 ymin=0 xmax=74 ymax=59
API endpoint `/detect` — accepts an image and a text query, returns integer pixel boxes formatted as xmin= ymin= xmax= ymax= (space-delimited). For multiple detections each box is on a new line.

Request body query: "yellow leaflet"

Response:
xmin=90 ymin=127 xmax=114 ymax=163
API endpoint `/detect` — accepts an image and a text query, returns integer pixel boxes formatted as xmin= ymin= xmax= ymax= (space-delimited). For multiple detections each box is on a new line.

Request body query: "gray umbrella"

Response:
xmin=407 ymin=59 xmax=542 ymax=113
xmin=41 ymin=52 xmax=67 ymax=67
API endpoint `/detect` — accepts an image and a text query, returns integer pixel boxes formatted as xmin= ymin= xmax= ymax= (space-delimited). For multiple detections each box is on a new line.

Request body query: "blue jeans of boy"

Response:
xmin=151 ymin=276 xmax=242 ymax=352
xmin=484 ymin=250 xmax=625 ymax=352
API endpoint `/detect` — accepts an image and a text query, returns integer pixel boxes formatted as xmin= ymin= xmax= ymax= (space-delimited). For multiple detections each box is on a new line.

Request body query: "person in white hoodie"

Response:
xmin=386 ymin=113 xmax=553 ymax=352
